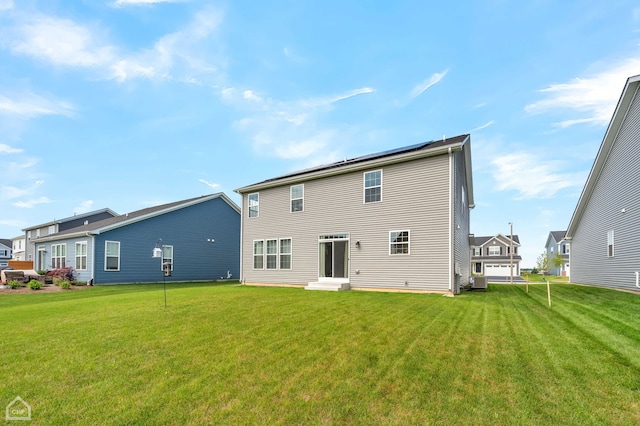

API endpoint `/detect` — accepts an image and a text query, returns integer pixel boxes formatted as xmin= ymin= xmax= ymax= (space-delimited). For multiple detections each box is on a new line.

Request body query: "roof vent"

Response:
xmin=84 ymin=220 xmax=89 ymax=225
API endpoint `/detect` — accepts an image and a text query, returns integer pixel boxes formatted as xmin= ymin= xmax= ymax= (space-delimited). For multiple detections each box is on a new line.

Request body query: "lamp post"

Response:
xmin=152 ymin=239 xmax=167 ymax=307
xmin=508 ymin=222 xmax=514 ymax=285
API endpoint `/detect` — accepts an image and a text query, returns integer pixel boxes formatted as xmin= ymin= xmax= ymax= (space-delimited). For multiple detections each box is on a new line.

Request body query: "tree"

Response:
xmin=551 ymin=252 xmax=565 ymax=275
xmin=536 ymin=252 xmax=549 ymax=275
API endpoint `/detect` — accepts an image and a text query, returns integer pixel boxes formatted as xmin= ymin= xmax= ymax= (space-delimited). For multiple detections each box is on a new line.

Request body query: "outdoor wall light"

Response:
xmin=355 ymin=241 xmax=361 ymax=248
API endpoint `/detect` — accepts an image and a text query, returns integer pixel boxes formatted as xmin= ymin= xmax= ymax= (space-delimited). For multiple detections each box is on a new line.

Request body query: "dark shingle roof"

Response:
xmin=237 ymin=134 xmax=469 ymax=190
xmin=0 ymin=239 xmax=11 ymax=248
xmin=550 ymin=231 xmax=567 ymax=242
xmin=472 ymin=235 xmax=520 ymax=246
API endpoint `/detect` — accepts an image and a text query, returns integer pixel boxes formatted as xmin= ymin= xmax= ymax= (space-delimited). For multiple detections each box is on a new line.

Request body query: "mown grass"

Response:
xmin=0 ymin=282 xmax=639 ymax=425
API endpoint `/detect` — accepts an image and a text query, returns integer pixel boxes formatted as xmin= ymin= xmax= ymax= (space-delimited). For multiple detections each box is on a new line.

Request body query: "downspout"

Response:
xmin=239 ymin=196 xmax=244 ymax=285
xmin=636 ymin=271 xmax=640 ymax=289
xmin=448 ymin=147 xmax=453 ymax=292
xmin=87 ymin=232 xmax=95 ymax=285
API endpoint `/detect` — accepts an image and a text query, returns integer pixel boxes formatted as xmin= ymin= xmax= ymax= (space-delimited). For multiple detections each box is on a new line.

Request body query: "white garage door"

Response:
xmin=485 ymin=264 xmax=511 ymax=277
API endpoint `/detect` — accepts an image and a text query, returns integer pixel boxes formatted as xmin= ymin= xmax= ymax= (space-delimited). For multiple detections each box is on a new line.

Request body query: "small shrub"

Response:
xmin=27 ymin=280 xmax=42 ymax=290
xmin=59 ymin=280 xmax=71 ymax=290
xmin=7 ymin=280 xmax=21 ymax=289
xmin=36 ymin=270 xmax=47 ymax=275
xmin=49 ymin=267 xmax=76 ymax=282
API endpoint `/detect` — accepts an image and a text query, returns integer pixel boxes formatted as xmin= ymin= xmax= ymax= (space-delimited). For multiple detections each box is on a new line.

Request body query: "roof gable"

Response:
xmin=472 ymin=234 xmax=520 ymax=247
xmin=235 ymin=134 xmax=473 ymax=207
xmin=22 ymin=208 xmax=119 ymax=231
xmin=567 ymin=74 xmax=640 ymax=238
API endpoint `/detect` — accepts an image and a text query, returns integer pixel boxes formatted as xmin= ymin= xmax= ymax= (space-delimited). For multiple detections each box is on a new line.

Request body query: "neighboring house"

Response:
xmin=565 ymin=74 xmax=640 ymax=291
xmin=470 ymin=234 xmax=521 ymax=277
xmin=234 ymin=134 xmax=474 ymax=294
xmin=31 ymin=193 xmax=240 ymax=284
xmin=23 ymin=208 xmax=119 ymax=267
xmin=0 ymin=239 xmax=12 ymax=266
xmin=545 ymin=231 xmax=570 ymax=276
xmin=11 ymin=235 xmax=25 ymax=261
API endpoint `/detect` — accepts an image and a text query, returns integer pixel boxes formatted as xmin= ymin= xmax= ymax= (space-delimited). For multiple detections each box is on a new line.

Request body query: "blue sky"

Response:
xmin=1 ymin=0 xmax=639 ymax=267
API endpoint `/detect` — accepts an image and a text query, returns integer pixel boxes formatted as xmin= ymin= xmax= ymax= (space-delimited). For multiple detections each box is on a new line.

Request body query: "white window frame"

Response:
xmin=290 ymin=185 xmax=304 ymax=213
xmin=75 ymin=241 xmax=88 ymax=271
xmin=105 ymin=241 xmax=120 ymax=271
xmin=563 ymin=243 xmax=570 ymax=254
xmin=36 ymin=229 xmax=40 ymax=238
xmin=162 ymin=245 xmax=174 ymax=271
xmin=48 ymin=225 xmax=55 ymax=235
xmin=607 ymin=230 xmax=614 ymax=257
xmin=389 ymin=230 xmax=410 ymax=255
xmin=473 ymin=247 xmax=481 ymax=256
xmin=248 ymin=193 xmax=259 ymax=218
xmin=253 ymin=240 xmax=264 ymax=270
xmin=488 ymin=246 xmax=500 ymax=256
xmin=266 ymin=239 xmax=278 ymax=269
xmin=363 ymin=170 xmax=382 ymax=203
xmin=51 ymin=243 xmax=66 ymax=268
xmin=279 ymin=238 xmax=292 ymax=270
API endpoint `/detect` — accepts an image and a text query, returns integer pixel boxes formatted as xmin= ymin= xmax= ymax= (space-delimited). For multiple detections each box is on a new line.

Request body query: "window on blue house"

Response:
xmin=76 ymin=242 xmax=87 ymax=270
xmin=105 ymin=241 xmax=120 ymax=271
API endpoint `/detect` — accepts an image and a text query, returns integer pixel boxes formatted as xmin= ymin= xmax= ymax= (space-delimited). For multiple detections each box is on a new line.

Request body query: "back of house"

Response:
xmin=235 ymin=134 xmax=474 ymax=294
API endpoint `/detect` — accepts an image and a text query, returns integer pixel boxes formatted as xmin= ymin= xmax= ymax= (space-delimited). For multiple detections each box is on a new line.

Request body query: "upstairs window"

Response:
xmin=488 ymin=246 xmax=500 ymax=256
xmin=290 ymin=185 xmax=304 ymax=212
xmin=473 ymin=247 xmax=481 ymax=256
xmin=389 ymin=230 xmax=410 ymax=255
xmin=563 ymin=243 xmax=570 ymax=254
xmin=607 ymin=230 xmax=614 ymax=257
xmin=48 ymin=225 xmax=55 ymax=235
xmin=364 ymin=170 xmax=382 ymax=203
xmin=248 ymin=193 xmax=259 ymax=218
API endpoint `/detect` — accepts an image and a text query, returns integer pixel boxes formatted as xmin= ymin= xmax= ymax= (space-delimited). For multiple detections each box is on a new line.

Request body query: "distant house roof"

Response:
xmin=472 ymin=234 xmax=520 ymax=246
xmin=235 ymin=134 xmax=474 ymax=207
xmin=0 ymin=239 xmax=11 ymax=248
xmin=35 ymin=193 xmax=240 ymax=242
xmin=566 ymin=74 xmax=640 ymax=238
xmin=22 ymin=208 xmax=119 ymax=231
xmin=550 ymin=231 xmax=567 ymax=242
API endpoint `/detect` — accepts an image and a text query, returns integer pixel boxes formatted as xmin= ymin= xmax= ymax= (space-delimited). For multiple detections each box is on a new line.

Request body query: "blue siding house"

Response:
xmin=34 ymin=193 xmax=240 ymax=284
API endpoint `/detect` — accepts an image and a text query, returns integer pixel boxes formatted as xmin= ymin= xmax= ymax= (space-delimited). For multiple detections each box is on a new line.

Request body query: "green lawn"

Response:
xmin=1 ymin=283 xmax=639 ymax=425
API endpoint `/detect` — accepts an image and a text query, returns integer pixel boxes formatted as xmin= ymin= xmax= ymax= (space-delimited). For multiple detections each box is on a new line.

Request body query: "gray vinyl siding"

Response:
xmin=453 ymin=150 xmax=471 ymax=290
xmin=242 ymin=154 xmax=454 ymax=291
xmin=570 ymin=85 xmax=640 ymax=290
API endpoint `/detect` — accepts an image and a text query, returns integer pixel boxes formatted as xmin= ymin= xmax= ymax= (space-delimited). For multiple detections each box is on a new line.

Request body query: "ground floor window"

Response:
xmin=389 ymin=230 xmax=410 ymax=255
xmin=105 ymin=241 xmax=120 ymax=271
xmin=253 ymin=240 xmax=264 ymax=269
xmin=280 ymin=239 xmax=292 ymax=269
xmin=253 ymin=238 xmax=292 ymax=270
xmin=51 ymin=244 xmax=66 ymax=268
xmin=162 ymin=245 xmax=173 ymax=271
xmin=76 ymin=242 xmax=87 ymax=270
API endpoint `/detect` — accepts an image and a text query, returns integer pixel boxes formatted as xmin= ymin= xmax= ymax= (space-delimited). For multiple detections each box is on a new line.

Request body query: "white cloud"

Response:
xmin=410 ymin=69 xmax=449 ymax=98
xmin=0 ymin=143 xmax=22 ymax=154
xmin=491 ymin=153 xmax=585 ymax=199
xmin=13 ymin=196 xmax=52 ymax=208
xmin=1 ymin=180 xmax=44 ymax=200
xmin=0 ymin=219 xmax=25 ymax=227
xmin=525 ymin=57 xmax=640 ymax=127
xmin=274 ymin=138 xmax=328 ymax=160
xmin=9 ymin=16 xmax=115 ymax=67
xmin=74 ymin=200 xmax=94 ymax=214
xmin=198 ymin=179 xmax=220 ymax=189
xmin=300 ymin=87 xmax=374 ymax=108
xmin=0 ymin=0 xmax=13 ymax=12
xmin=471 ymin=120 xmax=495 ymax=132
xmin=0 ymin=92 xmax=74 ymax=118
xmin=108 ymin=7 xmax=222 ymax=82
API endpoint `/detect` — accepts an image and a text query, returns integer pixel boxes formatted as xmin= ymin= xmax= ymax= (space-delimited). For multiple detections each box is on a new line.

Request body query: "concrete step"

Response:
xmin=305 ymin=281 xmax=351 ymax=291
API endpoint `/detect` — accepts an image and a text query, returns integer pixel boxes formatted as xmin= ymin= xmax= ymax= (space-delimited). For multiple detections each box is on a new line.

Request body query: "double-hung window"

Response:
xmin=75 ymin=242 xmax=87 ymax=270
xmin=51 ymin=244 xmax=66 ymax=268
xmin=488 ymin=246 xmax=500 ymax=256
xmin=290 ymin=185 xmax=304 ymax=212
xmin=266 ymin=239 xmax=278 ymax=269
xmin=607 ymin=230 xmax=614 ymax=257
xmin=364 ymin=170 xmax=382 ymax=203
xmin=105 ymin=241 xmax=120 ymax=271
xmin=389 ymin=231 xmax=410 ymax=255
xmin=248 ymin=193 xmax=259 ymax=218
xmin=253 ymin=240 xmax=264 ymax=269
xmin=280 ymin=239 xmax=292 ymax=269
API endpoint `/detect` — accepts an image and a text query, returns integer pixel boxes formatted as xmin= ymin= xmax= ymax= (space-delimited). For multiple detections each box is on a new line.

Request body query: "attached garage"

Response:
xmin=485 ymin=264 xmax=512 ymax=277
